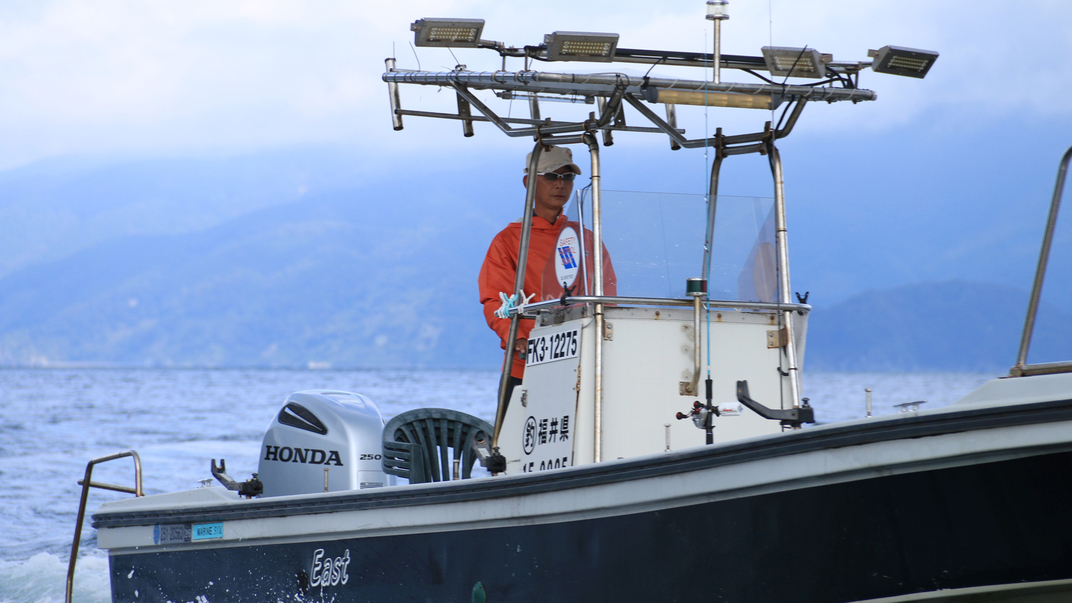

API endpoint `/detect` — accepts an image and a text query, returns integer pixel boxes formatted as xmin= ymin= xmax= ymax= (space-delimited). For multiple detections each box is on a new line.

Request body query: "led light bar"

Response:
xmin=760 ymin=46 xmax=828 ymax=79
xmin=869 ymin=45 xmax=939 ymax=79
xmin=544 ymin=31 xmax=619 ymax=62
xmin=411 ymin=18 xmax=485 ymax=48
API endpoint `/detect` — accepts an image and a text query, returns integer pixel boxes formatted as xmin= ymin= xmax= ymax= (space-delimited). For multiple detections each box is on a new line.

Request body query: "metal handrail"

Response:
xmin=519 ymin=295 xmax=811 ymax=315
xmin=492 ymin=143 xmax=544 ymax=451
xmin=1011 ymin=145 xmax=1072 ymax=377
xmin=1012 ymin=361 xmax=1072 ymax=377
xmin=66 ymin=450 xmax=143 ymax=603
xmin=585 ymin=133 xmax=605 ymax=463
xmin=768 ymin=143 xmax=803 ymax=411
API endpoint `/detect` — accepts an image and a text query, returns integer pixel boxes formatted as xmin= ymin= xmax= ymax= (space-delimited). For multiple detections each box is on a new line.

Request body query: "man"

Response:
xmin=478 ymin=145 xmax=616 ymax=403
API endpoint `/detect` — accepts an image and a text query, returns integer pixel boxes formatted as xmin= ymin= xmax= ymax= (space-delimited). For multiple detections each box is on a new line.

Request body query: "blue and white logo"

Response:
xmin=554 ymin=227 xmax=580 ymax=288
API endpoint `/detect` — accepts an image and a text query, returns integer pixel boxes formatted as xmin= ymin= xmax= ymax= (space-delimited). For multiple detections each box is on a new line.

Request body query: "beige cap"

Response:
xmin=524 ymin=145 xmax=582 ymax=175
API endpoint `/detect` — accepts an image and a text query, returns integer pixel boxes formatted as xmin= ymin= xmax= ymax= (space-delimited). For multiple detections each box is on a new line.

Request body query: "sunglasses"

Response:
xmin=538 ymin=171 xmax=577 ymax=182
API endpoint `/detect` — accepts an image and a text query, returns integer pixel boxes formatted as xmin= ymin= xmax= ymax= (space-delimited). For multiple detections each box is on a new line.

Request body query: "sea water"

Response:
xmin=0 ymin=367 xmax=991 ymax=603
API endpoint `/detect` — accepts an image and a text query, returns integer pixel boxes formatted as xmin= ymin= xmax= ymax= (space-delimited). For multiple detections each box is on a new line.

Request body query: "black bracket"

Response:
xmin=560 ymin=281 xmax=576 ymax=307
xmin=736 ymin=380 xmax=815 ymax=428
xmin=481 ymin=446 xmax=507 ymax=474
xmin=211 ymin=459 xmax=264 ymax=498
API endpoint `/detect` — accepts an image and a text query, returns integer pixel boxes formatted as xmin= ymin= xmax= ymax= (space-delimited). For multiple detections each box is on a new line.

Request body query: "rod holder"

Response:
xmin=736 ymin=380 xmax=814 ymax=428
xmin=457 ymin=92 xmax=474 ymax=137
xmin=385 ymin=58 xmax=404 ymax=131
xmin=665 ymin=104 xmax=681 ymax=150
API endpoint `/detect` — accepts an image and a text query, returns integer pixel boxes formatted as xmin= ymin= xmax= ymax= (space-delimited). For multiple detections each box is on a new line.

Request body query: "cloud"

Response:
xmin=0 ymin=0 xmax=1069 ymax=169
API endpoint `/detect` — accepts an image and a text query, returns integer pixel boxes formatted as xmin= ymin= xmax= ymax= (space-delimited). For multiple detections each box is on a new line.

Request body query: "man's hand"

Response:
xmin=514 ymin=337 xmax=527 ymax=359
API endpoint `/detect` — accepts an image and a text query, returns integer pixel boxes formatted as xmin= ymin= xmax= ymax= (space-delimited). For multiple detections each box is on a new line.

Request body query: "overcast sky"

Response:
xmin=2 ymin=0 xmax=1070 ymax=171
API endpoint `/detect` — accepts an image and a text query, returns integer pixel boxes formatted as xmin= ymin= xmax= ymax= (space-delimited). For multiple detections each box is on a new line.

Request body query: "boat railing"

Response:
xmin=66 ymin=450 xmax=143 ymax=603
xmin=521 ymin=295 xmax=810 ymax=314
xmin=1011 ymin=145 xmax=1072 ymax=377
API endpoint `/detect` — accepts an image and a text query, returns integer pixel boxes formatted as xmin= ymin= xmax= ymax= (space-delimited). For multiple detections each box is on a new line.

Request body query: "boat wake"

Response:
xmin=0 ymin=552 xmax=109 ymax=603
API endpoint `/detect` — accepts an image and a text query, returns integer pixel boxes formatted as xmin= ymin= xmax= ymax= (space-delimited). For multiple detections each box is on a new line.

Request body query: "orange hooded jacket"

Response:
xmin=478 ymin=214 xmax=616 ymax=379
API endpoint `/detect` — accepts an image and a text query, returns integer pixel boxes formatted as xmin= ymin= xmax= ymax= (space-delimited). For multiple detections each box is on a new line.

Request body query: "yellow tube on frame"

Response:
xmin=655 ymin=89 xmax=773 ymax=110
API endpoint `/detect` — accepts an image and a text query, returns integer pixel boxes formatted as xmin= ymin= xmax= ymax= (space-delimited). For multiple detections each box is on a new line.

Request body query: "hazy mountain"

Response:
xmin=805 ymin=281 xmax=1071 ymax=372
xmin=0 ymin=183 xmax=508 ymax=368
xmin=2 ymin=182 xmax=1066 ymax=371
xmin=0 ymin=148 xmax=381 ymax=279
xmin=1 ymin=140 xmax=1068 ymax=371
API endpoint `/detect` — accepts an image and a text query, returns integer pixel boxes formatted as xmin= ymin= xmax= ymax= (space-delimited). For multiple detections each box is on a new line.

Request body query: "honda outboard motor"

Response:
xmin=258 ymin=390 xmax=392 ymax=497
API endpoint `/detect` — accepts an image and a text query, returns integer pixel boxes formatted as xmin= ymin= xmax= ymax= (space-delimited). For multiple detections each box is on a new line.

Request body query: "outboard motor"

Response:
xmin=258 ymin=390 xmax=392 ymax=497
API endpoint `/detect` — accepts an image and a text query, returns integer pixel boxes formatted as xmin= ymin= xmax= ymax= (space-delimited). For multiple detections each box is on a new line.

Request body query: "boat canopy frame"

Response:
xmin=382 ymin=21 xmax=928 ymax=458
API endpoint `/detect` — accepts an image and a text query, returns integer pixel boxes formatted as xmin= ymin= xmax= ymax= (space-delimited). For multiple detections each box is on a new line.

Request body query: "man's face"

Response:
xmin=531 ymin=166 xmax=575 ymax=217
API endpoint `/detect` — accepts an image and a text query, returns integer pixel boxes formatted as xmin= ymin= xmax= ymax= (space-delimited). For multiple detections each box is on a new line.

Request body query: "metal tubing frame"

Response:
xmin=489 ymin=136 xmax=608 ymax=459
xmin=544 ymin=134 xmax=588 ymax=146
xmin=384 ymin=57 xmax=827 ymax=449
xmin=692 ymin=136 xmax=724 ymax=399
xmin=454 ymin=81 xmax=609 ymax=139
xmin=575 ymin=189 xmax=591 ymax=295
xmin=523 ymin=296 xmax=810 ymax=313
xmin=623 ymin=95 xmax=690 ymax=147
xmin=767 ymin=143 xmax=803 ymax=410
xmin=384 ymin=70 xmax=876 ymax=104
xmin=492 ymin=143 xmax=544 ymax=448
xmin=584 ymin=133 xmax=605 ymax=463
xmin=66 ymin=450 xmax=142 ymax=603
xmin=595 ymin=88 xmax=626 ymax=130
xmin=773 ymin=100 xmax=807 ymax=141
xmin=452 ymin=82 xmax=538 ymax=137
xmin=697 ymin=102 xmax=804 ymax=284
xmin=394 ymin=73 xmax=809 ymax=151
xmin=384 ymin=61 xmax=817 ymax=151
xmin=1013 ymin=144 xmax=1072 ymax=375
xmin=702 ymin=146 xmax=724 ymax=281
xmin=394 ymin=109 xmax=673 ymax=134
xmin=625 ymin=94 xmax=803 ymax=151
xmin=688 ymin=293 xmax=704 ymax=396
xmin=597 ymin=97 xmax=614 ymax=146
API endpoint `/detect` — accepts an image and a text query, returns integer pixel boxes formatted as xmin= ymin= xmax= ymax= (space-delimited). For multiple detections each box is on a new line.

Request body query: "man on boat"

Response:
xmin=478 ymin=145 xmax=616 ymax=404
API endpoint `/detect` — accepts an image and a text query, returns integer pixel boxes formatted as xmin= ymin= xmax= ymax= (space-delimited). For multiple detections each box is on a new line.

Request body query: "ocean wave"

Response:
xmin=0 ymin=551 xmax=110 ymax=603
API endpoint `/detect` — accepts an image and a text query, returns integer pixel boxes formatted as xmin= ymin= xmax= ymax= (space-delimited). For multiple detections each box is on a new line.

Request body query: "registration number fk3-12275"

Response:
xmin=526 ymin=328 xmax=579 ymax=366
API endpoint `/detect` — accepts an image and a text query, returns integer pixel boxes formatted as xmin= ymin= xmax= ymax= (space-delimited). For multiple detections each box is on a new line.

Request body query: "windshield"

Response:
xmin=547 ymin=189 xmax=777 ymax=301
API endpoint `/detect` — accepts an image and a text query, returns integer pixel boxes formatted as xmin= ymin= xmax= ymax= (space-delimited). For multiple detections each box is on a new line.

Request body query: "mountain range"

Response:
xmin=0 ymin=147 xmax=1068 ymax=372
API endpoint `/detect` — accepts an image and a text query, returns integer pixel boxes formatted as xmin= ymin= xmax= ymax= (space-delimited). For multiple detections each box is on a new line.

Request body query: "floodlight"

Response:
xmin=411 ymin=18 xmax=485 ymax=48
xmin=706 ymin=0 xmax=729 ymax=20
xmin=544 ymin=31 xmax=619 ymax=62
xmin=761 ymin=46 xmax=829 ymax=79
xmin=868 ymin=46 xmax=938 ymax=79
